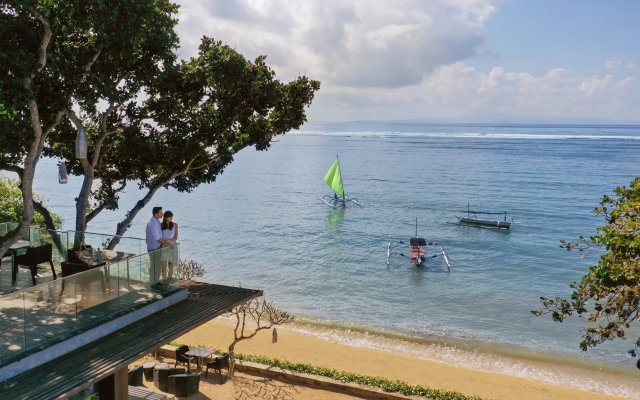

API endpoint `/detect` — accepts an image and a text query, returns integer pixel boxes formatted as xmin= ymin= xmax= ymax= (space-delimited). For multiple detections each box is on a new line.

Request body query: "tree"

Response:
xmin=0 ymin=178 xmax=63 ymax=229
xmin=178 ymin=259 xmax=205 ymax=281
xmin=226 ymin=297 xmax=293 ymax=377
xmin=0 ymin=0 xmax=179 ymax=258
xmin=533 ymin=177 xmax=640 ymax=352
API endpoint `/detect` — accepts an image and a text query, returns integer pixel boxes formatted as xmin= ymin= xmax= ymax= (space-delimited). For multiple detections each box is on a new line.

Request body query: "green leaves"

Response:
xmin=0 ymin=178 xmax=63 ymax=229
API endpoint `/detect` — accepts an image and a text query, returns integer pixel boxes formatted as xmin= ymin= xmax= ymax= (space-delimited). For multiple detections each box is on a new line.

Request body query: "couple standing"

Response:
xmin=145 ymin=206 xmax=179 ymax=290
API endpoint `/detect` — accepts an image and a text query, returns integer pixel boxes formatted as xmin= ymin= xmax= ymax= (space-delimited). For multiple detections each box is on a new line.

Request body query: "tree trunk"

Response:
xmin=73 ymin=169 xmax=94 ymax=247
xmin=107 ymin=184 xmax=161 ymax=250
xmin=0 ymin=131 xmax=39 ymax=259
xmin=33 ymin=199 xmax=65 ymax=256
xmin=228 ymin=342 xmax=237 ymax=377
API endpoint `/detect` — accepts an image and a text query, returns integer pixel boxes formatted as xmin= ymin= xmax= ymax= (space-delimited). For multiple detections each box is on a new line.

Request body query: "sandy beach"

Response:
xmin=173 ymin=318 xmax=638 ymax=400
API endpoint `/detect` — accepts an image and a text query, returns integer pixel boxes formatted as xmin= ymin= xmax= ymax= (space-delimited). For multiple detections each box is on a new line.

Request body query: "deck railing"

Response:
xmin=0 ymin=230 xmax=180 ymax=367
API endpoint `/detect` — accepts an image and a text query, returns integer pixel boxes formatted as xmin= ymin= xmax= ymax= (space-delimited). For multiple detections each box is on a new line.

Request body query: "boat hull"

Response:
xmin=458 ymin=217 xmax=511 ymax=229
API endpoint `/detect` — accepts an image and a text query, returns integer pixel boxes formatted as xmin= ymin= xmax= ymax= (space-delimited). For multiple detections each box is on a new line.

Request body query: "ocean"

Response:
xmin=30 ymin=123 xmax=640 ymax=396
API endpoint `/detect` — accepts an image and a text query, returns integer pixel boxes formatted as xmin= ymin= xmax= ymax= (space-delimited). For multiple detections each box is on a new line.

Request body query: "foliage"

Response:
xmin=533 ymin=177 xmax=640 ymax=351
xmin=0 ymin=178 xmax=63 ymax=229
xmin=225 ymin=297 xmax=294 ymax=376
xmin=178 ymin=258 xmax=206 ymax=281
xmin=167 ymin=342 xmax=484 ymax=400
xmin=43 ymin=34 xmax=319 ymax=245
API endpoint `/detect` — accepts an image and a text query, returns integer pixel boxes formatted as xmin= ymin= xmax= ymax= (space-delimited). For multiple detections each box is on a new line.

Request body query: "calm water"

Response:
xmin=31 ymin=123 xmax=640 ymax=373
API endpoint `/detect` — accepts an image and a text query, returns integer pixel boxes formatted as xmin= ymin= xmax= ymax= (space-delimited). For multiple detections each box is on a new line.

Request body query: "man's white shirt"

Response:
xmin=146 ymin=217 xmax=162 ymax=251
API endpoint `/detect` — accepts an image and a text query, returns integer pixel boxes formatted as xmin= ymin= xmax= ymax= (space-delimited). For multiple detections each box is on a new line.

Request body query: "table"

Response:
xmin=77 ymin=249 xmax=134 ymax=267
xmin=184 ymin=347 xmax=215 ymax=373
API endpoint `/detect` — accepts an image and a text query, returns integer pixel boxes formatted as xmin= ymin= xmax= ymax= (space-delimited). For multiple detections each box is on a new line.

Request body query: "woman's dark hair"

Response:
xmin=161 ymin=210 xmax=174 ymax=230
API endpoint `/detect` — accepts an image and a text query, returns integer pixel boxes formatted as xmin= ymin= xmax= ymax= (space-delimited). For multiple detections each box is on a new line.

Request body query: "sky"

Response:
xmin=174 ymin=0 xmax=640 ymax=124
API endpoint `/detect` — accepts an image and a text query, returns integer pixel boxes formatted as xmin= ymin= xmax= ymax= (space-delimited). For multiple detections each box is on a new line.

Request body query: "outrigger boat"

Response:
xmin=387 ymin=218 xmax=451 ymax=270
xmin=320 ymin=155 xmax=362 ymax=208
xmin=452 ymin=203 xmax=512 ymax=230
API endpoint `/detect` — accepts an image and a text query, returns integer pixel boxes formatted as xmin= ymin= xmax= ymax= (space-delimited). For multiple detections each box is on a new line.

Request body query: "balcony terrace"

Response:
xmin=0 ymin=224 xmax=261 ymax=398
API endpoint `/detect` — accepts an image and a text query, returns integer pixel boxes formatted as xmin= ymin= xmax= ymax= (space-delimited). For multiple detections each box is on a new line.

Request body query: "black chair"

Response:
xmin=67 ymin=245 xmax=92 ymax=265
xmin=205 ymin=353 xmax=229 ymax=383
xmin=168 ymin=374 xmax=200 ymax=396
xmin=12 ymin=243 xmax=55 ymax=285
xmin=61 ymin=261 xmax=91 ymax=277
xmin=175 ymin=345 xmax=198 ymax=369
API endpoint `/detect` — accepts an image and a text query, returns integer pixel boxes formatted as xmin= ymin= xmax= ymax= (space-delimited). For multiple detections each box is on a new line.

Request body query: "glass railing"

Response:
xmin=67 ymin=231 xmax=146 ymax=259
xmin=0 ymin=222 xmax=19 ymax=238
xmin=0 ymin=245 xmax=180 ymax=366
xmin=8 ymin=227 xmax=145 ymax=268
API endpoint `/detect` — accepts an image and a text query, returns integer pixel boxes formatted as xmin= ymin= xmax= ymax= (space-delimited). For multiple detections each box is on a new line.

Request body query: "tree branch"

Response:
xmin=92 ymin=101 xmax=122 ymax=167
xmin=85 ymin=182 xmax=126 ymax=224
xmin=27 ymin=6 xmax=53 ymax=77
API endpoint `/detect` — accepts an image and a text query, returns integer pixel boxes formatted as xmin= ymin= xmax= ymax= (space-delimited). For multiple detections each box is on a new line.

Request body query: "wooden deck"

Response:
xmin=0 ymin=281 xmax=262 ymax=399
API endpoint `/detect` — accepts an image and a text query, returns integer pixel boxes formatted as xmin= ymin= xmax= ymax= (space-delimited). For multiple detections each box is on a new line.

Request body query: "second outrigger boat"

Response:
xmin=453 ymin=203 xmax=512 ymax=230
xmin=320 ymin=155 xmax=361 ymax=208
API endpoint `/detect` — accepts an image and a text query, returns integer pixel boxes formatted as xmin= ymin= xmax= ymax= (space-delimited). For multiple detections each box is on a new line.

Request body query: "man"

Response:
xmin=145 ymin=206 xmax=166 ymax=289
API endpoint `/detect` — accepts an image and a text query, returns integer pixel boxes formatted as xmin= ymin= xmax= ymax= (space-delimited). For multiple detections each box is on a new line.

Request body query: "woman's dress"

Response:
xmin=161 ymin=225 xmax=178 ymax=264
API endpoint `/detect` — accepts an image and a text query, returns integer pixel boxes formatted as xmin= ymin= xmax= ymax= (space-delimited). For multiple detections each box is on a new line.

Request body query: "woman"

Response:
xmin=160 ymin=210 xmax=179 ymax=290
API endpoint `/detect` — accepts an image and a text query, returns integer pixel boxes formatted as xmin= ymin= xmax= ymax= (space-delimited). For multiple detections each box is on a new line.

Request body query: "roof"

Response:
xmin=0 ymin=281 xmax=262 ymax=399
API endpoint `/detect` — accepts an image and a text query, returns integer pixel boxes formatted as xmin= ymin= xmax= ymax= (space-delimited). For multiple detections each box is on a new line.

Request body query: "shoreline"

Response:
xmin=291 ymin=316 xmax=636 ymax=376
xmin=176 ymin=317 xmax=640 ymax=400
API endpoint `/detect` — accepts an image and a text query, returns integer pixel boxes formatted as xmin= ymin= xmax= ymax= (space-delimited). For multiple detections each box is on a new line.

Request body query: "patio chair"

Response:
xmin=13 ymin=243 xmax=55 ymax=285
xmin=174 ymin=345 xmax=198 ymax=369
xmin=68 ymin=245 xmax=92 ymax=265
xmin=205 ymin=353 xmax=229 ymax=383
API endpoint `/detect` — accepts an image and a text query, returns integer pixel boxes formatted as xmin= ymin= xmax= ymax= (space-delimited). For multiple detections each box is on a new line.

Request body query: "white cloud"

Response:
xmin=606 ymin=58 xmax=636 ymax=72
xmin=175 ymin=0 xmax=498 ymax=88
xmin=605 ymin=59 xmax=623 ymax=71
xmin=312 ymin=63 xmax=639 ymax=121
xmin=173 ymin=1 xmax=639 ymax=122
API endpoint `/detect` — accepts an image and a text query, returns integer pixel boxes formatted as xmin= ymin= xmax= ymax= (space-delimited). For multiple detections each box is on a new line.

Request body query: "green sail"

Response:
xmin=324 ymin=159 xmax=344 ymax=198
